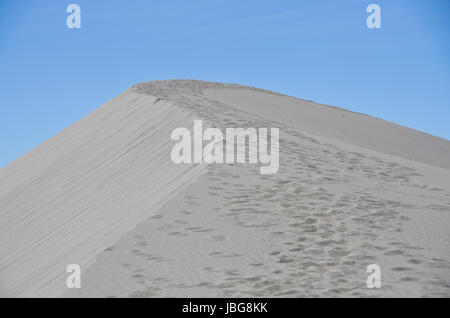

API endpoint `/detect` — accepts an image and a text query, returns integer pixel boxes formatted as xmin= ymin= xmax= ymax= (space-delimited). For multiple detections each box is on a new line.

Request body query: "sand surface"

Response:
xmin=1 ymin=80 xmax=449 ymax=297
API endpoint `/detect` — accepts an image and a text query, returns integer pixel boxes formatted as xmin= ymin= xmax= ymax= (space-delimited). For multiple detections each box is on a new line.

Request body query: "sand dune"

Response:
xmin=1 ymin=80 xmax=449 ymax=297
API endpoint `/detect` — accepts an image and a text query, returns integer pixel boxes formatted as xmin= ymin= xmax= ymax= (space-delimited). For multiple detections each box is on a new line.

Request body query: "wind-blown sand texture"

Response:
xmin=1 ymin=80 xmax=449 ymax=297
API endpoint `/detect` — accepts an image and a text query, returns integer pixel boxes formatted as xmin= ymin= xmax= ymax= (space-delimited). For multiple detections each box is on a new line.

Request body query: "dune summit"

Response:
xmin=0 ymin=80 xmax=449 ymax=297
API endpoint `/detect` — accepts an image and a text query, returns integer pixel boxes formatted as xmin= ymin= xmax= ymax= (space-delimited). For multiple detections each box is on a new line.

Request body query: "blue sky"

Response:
xmin=0 ymin=0 xmax=449 ymax=167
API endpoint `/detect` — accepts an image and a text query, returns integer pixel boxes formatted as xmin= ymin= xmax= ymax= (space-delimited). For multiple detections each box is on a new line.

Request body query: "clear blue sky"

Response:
xmin=1 ymin=0 xmax=449 ymax=167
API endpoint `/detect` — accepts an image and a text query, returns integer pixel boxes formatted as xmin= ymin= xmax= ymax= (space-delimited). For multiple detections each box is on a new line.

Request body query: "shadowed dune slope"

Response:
xmin=0 ymin=89 xmax=205 ymax=296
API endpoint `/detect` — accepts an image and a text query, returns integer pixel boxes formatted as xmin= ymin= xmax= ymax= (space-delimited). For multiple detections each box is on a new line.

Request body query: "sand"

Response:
xmin=1 ymin=80 xmax=449 ymax=297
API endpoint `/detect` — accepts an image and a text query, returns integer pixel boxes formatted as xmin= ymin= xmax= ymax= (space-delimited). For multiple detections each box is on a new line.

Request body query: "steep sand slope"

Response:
xmin=0 ymin=90 xmax=206 ymax=296
xmin=67 ymin=80 xmax=450 ymax=297
xmin=1 ymin=80 xmax=449 ymax=297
